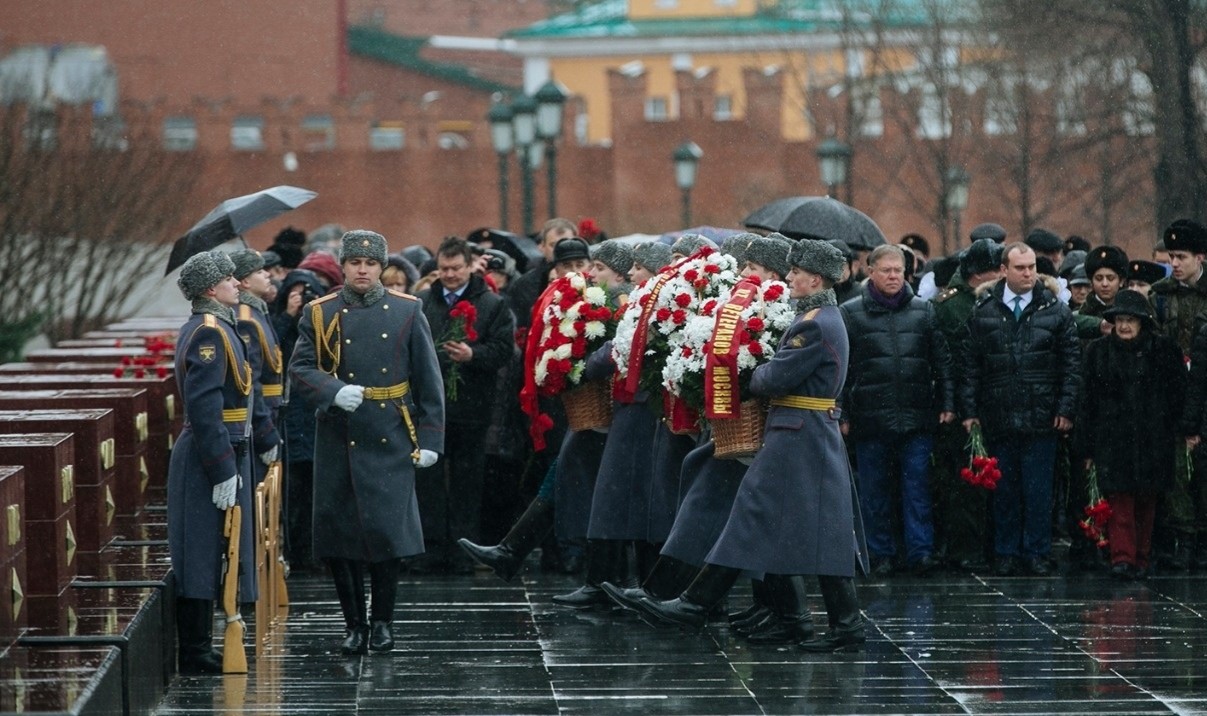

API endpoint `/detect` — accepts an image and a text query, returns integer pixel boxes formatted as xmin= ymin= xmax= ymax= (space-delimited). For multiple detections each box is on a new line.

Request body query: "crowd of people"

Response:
xmin=165 ymin=211 xmax=1207 ymax=668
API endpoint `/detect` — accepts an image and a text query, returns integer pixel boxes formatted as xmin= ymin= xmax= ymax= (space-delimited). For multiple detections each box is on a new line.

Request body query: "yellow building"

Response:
xmin=506 ymin=0 xmax=926 ymax=144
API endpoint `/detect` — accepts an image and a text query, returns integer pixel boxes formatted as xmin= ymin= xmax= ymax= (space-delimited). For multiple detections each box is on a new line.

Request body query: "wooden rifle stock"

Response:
xmin=222 ymin=504 xmax=248 ymax=674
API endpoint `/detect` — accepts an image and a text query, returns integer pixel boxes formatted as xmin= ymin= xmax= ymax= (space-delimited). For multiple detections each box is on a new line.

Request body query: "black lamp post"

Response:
xmin=945 ymin=165 xmax=971 ymax=250
xmin=673 ymin=141 xmax=703 ymax=228
xmin=816 ymin=137 xmax=851 ymax=199
xmin=535 ymin=80 xmax=568 ymax=219
xmin=488 ymin=99 xmax=513 ymax=231
xmin=511 ymin=94 xmax=538 ymax=236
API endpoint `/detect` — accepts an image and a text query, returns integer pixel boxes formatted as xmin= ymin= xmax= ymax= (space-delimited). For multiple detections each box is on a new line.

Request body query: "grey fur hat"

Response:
xmin=229 ymin=248 xmax=265 ymax=280
xmin=177 ymin=250 xmax=235 ymax=300
xmin=720 ymin=232 xmax=760 ymax=263
xmin=339 ymin=230 xmax=388 ymax=264
xmin=1058 ymin=250 xmax=1087 ymax=278
xmin=788 ymin=239 xmax=845 ymax=283
xmin=670 ymin=233 xmax=718 ymax=258
xmin=633 ymin=241 xmax=673 ymax=273
xmin=744 ymin=236 xmax=792 ymax=279
xmin=591 ymin=241 xmax=634 ymax=276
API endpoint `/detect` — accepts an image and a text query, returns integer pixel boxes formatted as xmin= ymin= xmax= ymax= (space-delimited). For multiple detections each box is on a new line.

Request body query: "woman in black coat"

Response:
xmin=1075 ymin=290 xmax=1185 ymax=579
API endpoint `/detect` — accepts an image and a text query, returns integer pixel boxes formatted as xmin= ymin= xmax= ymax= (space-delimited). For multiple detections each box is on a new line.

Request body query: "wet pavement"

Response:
xmin=154 ymin=566 xmax=1207 ymax=715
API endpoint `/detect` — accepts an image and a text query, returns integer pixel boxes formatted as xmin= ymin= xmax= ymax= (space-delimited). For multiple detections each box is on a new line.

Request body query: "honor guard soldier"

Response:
xmin=290 ymin=230 xmax=445 ymax=655
xmin=168 ymin=250 xmax=278 ymax=674
xmin=230 ymin=248 xmax=283 ymax=482
xmin=638 ymin=239 xmax=870 ymax=652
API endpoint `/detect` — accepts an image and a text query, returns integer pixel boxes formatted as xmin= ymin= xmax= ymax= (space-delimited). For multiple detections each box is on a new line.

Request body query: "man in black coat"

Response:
xmin=415 ymin=236 xmax=517 ymax=572
xmin=506 ymin=218 xmax=577 ymax=330
xmin=959 ymin=243 xmax=1080 ymax=577
xmin=840 ymin=244 xmax=954 ymax=576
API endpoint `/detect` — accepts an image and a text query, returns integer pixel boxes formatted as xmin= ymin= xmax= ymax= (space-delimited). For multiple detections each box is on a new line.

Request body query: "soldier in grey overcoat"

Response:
xmin=230 ymin=248 xmax=283 ymax=484
xmin=638 ymin=239 xmax=870 ymax=653
xmin=290 ymin=230 xmax=445 ymax=655
xmin=168 ymin=250 xmax=278 ymax=674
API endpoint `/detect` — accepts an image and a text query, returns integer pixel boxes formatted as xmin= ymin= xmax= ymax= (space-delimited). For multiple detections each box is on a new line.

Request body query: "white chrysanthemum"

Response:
xmin=569 ymin=273 xmax=587 ymax=291
xmin=584 ymin=286 xmax=606 ymax=305
xmin=737 ymin=346 xmax=758 ymax=371
xmin=569 ymin=361 xmax=585 ymax=385
xmin=584 ymin=321 xmax=606 ymax=339
xmin=534 ymin=358 xmax=549 ymax=385
xmin=555 ymin=343 xmax=572 ymax=360
xmin=559 ymin=318 xmax=576 ymax=336
xmin=564 ymin=304 xmax=581 ymax=321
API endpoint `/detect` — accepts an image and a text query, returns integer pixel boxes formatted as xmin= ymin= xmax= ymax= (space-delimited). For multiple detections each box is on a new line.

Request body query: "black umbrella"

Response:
xmin=742 ymin=196 xmax=886 ymax=250
xmin=165 ymin=185 xmax=318 ymax=275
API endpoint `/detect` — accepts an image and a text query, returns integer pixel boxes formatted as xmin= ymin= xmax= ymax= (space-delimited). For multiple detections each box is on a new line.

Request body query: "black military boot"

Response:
xmin=458 ymin=497 xmax=555 ymax=582
xmin=552 ymin=539 xmax=626 ymax=609
xmin=799 ymin=576 xmax=865 ymax=653
xmin=176 ymin=597 xmax=222 ymax=675
xmin=633 ymin=541 xmax=663 ymax=583
xmin=368 ymin=558 xmax=402 ymax=653
xmin=732 ymin=579 xmax=777 ymax=635
xmin=329 ymin=559 xmax=368 ymax=655
xmin=634 ymin=564 xmax=741 ymax=631
xmin=600 ymin=555 xmax=698 ymax=613
xmin=747 ymin=575 xmax=815 ymax=646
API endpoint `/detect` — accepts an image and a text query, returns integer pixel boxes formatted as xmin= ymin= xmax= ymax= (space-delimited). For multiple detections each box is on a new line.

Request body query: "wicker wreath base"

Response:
xmin=562 ymin=380 xmax=613 ymax=432
xmin=711 ymin=399 xmax=767 ymax=459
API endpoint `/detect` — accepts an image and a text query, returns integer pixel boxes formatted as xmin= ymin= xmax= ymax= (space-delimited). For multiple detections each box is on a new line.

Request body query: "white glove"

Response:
xmin=212 ymin=475 xmax=238 ymax=510
xmin=413 ymin=449 xmax=439 ymax=468
xmin=334 ymin=385 xmax=365 ymax=412
xmin=259 ymin=445 xmax=279 ymax=466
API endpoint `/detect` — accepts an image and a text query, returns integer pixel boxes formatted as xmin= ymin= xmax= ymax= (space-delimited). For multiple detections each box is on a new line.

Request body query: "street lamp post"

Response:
xmin=511 ymin=94 xmax=538 ymax=236
xmin=535 ymin=80 xmax=568 ymax=219
xmin=945 ymin=165 xmax=971 ymax=251
xmin=488 ymin=100 xmax=513 ymax=231
xmin=816 ymin=137 xmax=851 ymax=200
xmin=673 ymin=141 xmax=703 ymax=228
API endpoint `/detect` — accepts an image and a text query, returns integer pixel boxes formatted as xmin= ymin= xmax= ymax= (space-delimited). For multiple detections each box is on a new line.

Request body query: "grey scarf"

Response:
xmin=796 ymin=288 xmax=837 ymax=314
xmin=340 ymin=283 xmax=385 ymax=307
xmin=239 ymin=290 xmax=269 ymax=316
xmin=191 ymin=298 xmax=236 ymax=325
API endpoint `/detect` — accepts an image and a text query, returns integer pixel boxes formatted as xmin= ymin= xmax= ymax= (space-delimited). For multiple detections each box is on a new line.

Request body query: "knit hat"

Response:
xmin=591 ymin=241 xmax=634 ymax=276
xmin=1103 ymin=289 xmax=1156 ymax=329
xmin=229 ymin=248 xmax=265 ymax=280
xmin=633 ymin=241 xmax=673 ymax=273
xmin=1085 ymin=245 xmax=1129 ymax=280
xmin=553 ymin=237 xmax=590 ymax=264
xmin=960 ymin=238 xmax=1002 ymax=281
xmin=1025 ymin=228 xmax=1063 ymax=254
xmin=339 ymin=229 xmax=388 ymax=264
xmin=1067 ymin=264 xmax=1090 ymax=286
xmin=1128 ymin=260 xmax=1167 ymax=285
xmin=386 ymin=253 xmax=421 ymax=286
xmin=297 ymin=250 xmax=343 ymax=288
xmin=744 ymin=236 xmax=792 ymax=279
xmin=177 ymin=250 xmax=235 ymax=300
xmin=720 ymin=232 xmax=759 ymax=263
xmin=969 ymin=223 xmax=1007 ymax=243
xmin=670 ymin=233 xmax=718 ymax=258
xmin=788 ymin=239 xmax=845 ymax=282
xmin=1058 ymin=250 xmax=1087 ymax=278
xmin=1163 ymin=219 xmax=1207 ymax=254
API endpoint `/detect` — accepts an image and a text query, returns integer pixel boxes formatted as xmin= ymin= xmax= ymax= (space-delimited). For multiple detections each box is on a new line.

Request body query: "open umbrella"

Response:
xmin=742 ymin=196 xmax=886 ymax=250
xmin=164 ymin=185 xmax=318 ymax=275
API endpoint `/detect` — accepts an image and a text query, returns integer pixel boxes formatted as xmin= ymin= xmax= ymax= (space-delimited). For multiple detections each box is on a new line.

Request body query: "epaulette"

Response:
xmin=804 ymin=308 xmax=820 ymax=321
xmin=202 ymin=314 xmax=218 ymax=328
xmin=935 ymin=287 xmax=959 ymax=304
xmin=387 ymin=289 xmax=418 ymax=301
xmin=308 ymin=293 xmax=339 ymax=311
xmin=238 ymin=304 xmax=252 ymax=320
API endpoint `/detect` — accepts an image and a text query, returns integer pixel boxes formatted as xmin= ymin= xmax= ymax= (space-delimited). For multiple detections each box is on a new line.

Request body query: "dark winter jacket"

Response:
xmin=1180 ymin=319 xmax=1207 ymax=437
xmin=507 ymin=259 xmax=553 ymax=330
xmin=958 ymin=276 xmax=1080 ymax=436
xmin=1075 ymin=330 xmax=1184 ymax=495
xmin=1150 ymin=268 xmax=1207 ymax=354
xmin=416 ymin=273 xmax=517 ymax=426
xmin=839 ymin=284 xmax=954 ymax=438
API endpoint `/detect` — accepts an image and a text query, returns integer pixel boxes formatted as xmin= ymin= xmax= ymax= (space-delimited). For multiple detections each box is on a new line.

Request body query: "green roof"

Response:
xmin=507 ymin=0 xmax=934 ymax=40
xmin=347 ymin=25 xmax=518 ymax=93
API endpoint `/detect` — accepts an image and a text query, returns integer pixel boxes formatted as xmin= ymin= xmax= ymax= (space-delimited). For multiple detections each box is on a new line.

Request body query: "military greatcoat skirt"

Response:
xmin=706 ymin=304 xmax=869 ymax=577
xmin=660 ymin=440 xmax=747 ymax=567
xmin=586 ymin=396 xmax=659 ymax=540
xmin=554 ymin=428 xmax=608 ymax=540
xmin=645 ymin=423 xmax=699 ymax=542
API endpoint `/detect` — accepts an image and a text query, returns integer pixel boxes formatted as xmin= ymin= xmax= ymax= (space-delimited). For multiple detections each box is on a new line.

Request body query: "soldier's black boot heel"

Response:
xmin=799 ymin=576 xmax=865 ymax=653
xmin=747 ymin=575 xmax=815 ymax=645
xmin=601 ymin=555 xmax=698 ymax=612
xmin=330 ymin=559 xmax=369 ymax=655
xmin=176 ymin=598 xmax=222 ymax=675
xmin=457 ymin=497 xmax=554 ymax=582
xmin=552 ymin=539 xmax=626 ymax=609
xmin=635 ymin=564 xmax=741 ymax=631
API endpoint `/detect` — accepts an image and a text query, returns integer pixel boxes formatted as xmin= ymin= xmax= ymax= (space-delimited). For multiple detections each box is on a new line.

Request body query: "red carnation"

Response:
xmin=639 ymin=293 xmax=652 ymax=307
xmin=113 ymin=367 xmax=124 ymax=378
xmin=681 ymin=345 xmax=693 ymax=358
xmin=745 ymin=274 xmax=762 ymax=285
xmin=703 ymin=264 xmax=720 ymax=274
xmin=702 ymin=299 xmax=718 ymax=315
xmin=671 ymin=309 xmax=687 ymax=325
xmin=134 ymin=368 xmax=145 ymax=378
xmin=156 ymin=366 xmax=168 ymax=379
xmin=746 ymin=317 xmax=766 ymax=333
xmin=764 ymin=285 xmax=784 ymax=301
xmin=656 ymin=307 xmax=673 ymax=322
xmin=674 ymin=293 xmax=692 ymax=308
xmin=748 ymin=341 xmax=764 ymax=356
xmin=684 ymin=269 xmax=699 ymax=282
xmin=693 ymin=278 xmax=709 ymax=289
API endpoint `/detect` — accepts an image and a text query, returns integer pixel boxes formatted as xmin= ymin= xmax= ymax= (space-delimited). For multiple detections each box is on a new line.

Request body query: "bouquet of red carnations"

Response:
xmin=1078 ymin=464 xmax=1111 ymax=548
xmin=440 ymin=299 xmax=478 ymax=401
xmin=960 ymin=423 xmax=1002 ymax=489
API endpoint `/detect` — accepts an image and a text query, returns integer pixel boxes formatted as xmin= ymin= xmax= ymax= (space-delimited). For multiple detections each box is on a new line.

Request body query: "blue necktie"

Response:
xmin=1012 ymin=296 xmax=1023 ymax=321
xmin=446 ymin=291 xmax=459 ymax=307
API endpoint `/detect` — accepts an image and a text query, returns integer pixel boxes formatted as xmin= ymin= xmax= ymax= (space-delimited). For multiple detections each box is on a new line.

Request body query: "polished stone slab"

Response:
xmin=152 ymin=567 xmax=1207 ymax=715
